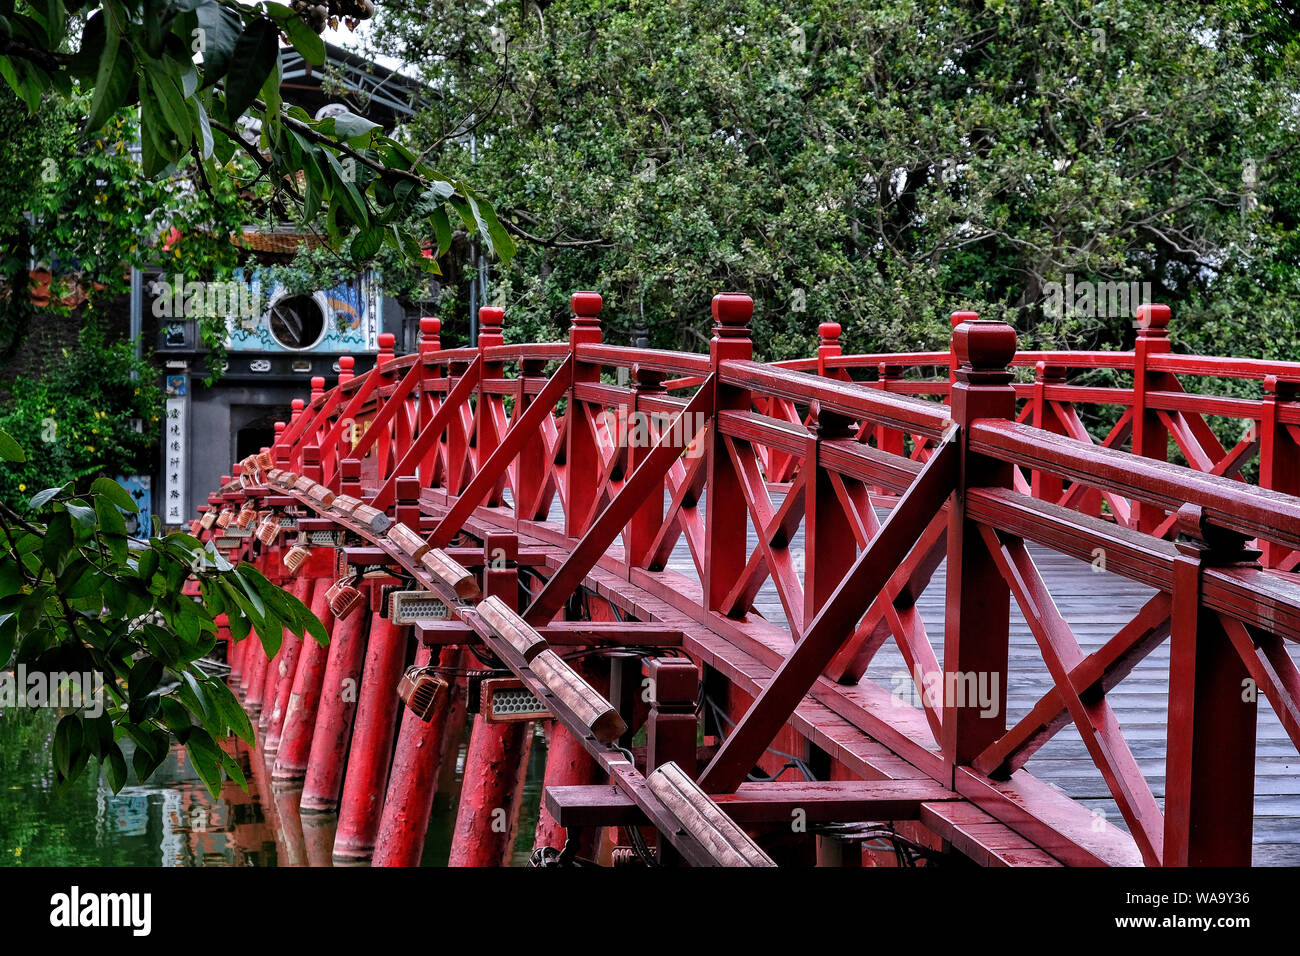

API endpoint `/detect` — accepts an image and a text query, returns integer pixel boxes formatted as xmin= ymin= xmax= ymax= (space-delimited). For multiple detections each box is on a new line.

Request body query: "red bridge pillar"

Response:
xmin=272 ymin=564 xmax=336 ymax=781
xmin=449 ymin=534 xmax=532 ymax=867
xmin=942 ymin=317 xmax=1016 ymax=771
xmin=300 ymin=586 xmax=370 ymax=813
xmin=333 ymin=594 xmax=409 ymax=862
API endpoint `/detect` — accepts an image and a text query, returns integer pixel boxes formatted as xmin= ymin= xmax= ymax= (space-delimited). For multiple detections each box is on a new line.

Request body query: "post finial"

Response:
xmin=419 ymin=317 xmax=441 ymax=354
xmin=953 ymin=318 xmax=1017 ymax=372
xmin=711 ymin=293 xmax=753 ymax=364
xmin=818 ymin=322 xmax=841 ymax=348
xmin=569 ymin=291 xmax=602 ymax=346
xmin=1135 ymin=303 xmax=1171 ymax=334
xmin=378 ymin=332 xmax=396 ymax=368
xmin=479 ymin=306 xmax=505 ymax=347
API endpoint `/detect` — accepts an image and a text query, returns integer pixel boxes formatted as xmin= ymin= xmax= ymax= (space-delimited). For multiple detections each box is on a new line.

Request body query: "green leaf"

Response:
xmin=0 ymin=427 xmax=25 ymax=462
xmin=91 ymin=477 xmax=138 ymax=513
xmin=195 ymin=0 xmax=242 ymax=87
xmin=330 ymin=110 xmax=380 ymax=145
xmin=280 ymin=10 xmax=325 ymax=66
xmin=85 ymin=37 xmax=135 ymax=133
xmin=224 ymin=17 xmax=279 ymax=122
xmin=149 ymin=71 xmax=193 ymax=149
xmin=137 ymin=545 xmax=160 ymax=583
xmin=192 ymin=96 xmax=214 ymax=160
xmin=350 ymin=226 xmax=383 ymax=261
xmin=430 ymin=207 xmax=452 ymax=257
xmin=54 ymin=714 xmax=82 ymax=780
xmin=65 ymin=502 xmax=97 ymax=530
xmin=104 ymin=743 xmax=128 ymax=794
xmin=27 ymin=483 xmax=68 ymax=511
xmin=185 ymin=728 xmax=223 ymax=796
xmin=324 ymin=150 xmax=369 ymax=227
xmin=208 ymin=677 xmax=254 ymax=743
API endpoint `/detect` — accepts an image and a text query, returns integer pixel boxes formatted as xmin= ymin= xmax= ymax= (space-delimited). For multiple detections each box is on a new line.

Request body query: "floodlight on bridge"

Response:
xmin=282 ymin=545 xmax=311 ymax=575
xmin=388 ymin=590 xmax=452 ymax=624
xmin=480 ymin=678 xmax=551 ymax=724
xmin=396 ymin=666 xmax=448 ymax=721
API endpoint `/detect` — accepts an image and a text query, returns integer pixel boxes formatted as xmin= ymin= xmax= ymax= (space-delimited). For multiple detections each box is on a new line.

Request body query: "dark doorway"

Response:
xmin=234 ymin=406 xmax=292 ymax=463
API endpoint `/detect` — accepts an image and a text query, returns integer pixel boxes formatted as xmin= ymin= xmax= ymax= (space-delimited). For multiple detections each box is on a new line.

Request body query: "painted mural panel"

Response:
xmin=218 ymin=270 xmax=379 ymax=353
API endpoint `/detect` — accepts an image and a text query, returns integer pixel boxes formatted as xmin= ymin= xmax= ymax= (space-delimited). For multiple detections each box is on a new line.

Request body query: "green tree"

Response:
xmin=371 ymin=0 xmax=1299 ymax=361
xmin=0 ymin=427 xmax=326 ymax=796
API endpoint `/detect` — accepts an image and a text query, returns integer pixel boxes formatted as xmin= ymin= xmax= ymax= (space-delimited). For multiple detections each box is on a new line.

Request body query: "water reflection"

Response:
xmin=0 ymin=706 xmax=548 ymax=867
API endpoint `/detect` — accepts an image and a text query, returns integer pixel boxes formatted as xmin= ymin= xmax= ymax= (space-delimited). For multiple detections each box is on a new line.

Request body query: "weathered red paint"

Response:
xmin=271 ymin=574 xmax=335 ymax=781
xmin=299 ymin=600 xmax=369 ymax=813
xmin=333 ymin=609 xmax=409 ymax=861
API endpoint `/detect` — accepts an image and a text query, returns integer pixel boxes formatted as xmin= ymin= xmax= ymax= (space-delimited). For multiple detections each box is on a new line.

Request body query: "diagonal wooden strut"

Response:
xmin=972 ymin=590 xmax=1171 ymax=778
xmin=977 ymin=526 xmax=1165 ymax=865
xmin=427 ymin=357 xmax=574 ymax=548
xmin=369 ymin=356 xmax=483 ymax=512
xmin=524 ymin=378 xmax=718 ymax=625
xmin=698 ymin=430 xmax=959 ymax=794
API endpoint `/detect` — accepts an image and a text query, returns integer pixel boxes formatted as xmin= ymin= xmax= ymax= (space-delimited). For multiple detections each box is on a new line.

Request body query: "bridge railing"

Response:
xmin=210 ymin=291 xmax=1300 ymax=868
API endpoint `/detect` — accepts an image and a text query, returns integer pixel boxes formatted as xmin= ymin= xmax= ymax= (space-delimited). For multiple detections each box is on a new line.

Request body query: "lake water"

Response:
xmin=0 ymin=706 xmax=546 ymax=867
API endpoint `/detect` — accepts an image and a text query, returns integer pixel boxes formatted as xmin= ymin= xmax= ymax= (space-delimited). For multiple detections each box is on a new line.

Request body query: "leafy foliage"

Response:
xmin=0 ymin=428 xmax=326 ymax=795
xmin=372 ymin=0 xmax=1299 ymax=361
xmin=0 ymin=0 xmax=515 ymax=277
xmin=0 ymin=319 xmax=164 ymax=511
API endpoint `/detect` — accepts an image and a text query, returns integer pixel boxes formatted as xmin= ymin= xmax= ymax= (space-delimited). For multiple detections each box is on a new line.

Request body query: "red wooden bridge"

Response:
xmin=197 ymin=294 xmax=1300 ymax=867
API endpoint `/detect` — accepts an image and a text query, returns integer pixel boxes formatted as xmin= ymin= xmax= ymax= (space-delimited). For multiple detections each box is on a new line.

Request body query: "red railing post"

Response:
xmin=803 ymin=406 xmax=856 ymax=629
xmin=1164 ymin=506 xmax=1258 ymax=865
xmin=418 ymin=317 xmax=445 ymax=487
xmin=947 ymin=310 xmax=978 ymax=400
xmin=941 ymin=316 xmax=1016 ymax=771
xmin=1030 ymin=361 xmax=1068 ymax=503
xmin=627 ymin=363 xmax=668 ymax=567
xmin=1260 ymin=374 xmax=1299 ymax=569
xmin=514 ymin=357 xmax=550 ymax=523
xmin=704 ymin=293 xmax=753 ymax=613
xmin=1132 ymin=303 xmax=1172 ymax=532
xmin=875 ymin=361 xmax=906 ymax=460
xmin=476 ymin=307 xmax=507 ymax=507
xmin=565 ymin=292 xmax=603 ymax=537
xmin=816 ymin=321 xmax=841 ymax=378
xmin=375 ymin=333 xmax=396 ymax=480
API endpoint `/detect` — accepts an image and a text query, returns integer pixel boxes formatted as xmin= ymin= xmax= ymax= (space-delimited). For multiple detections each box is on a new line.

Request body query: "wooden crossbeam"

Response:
xmin=545 ymin=778 xmax=961 ymax=828
xmin=699 ymin=431 xmax=958 ymax=793
xmin=1221 ymin=615 xmax=1300 ymax=756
